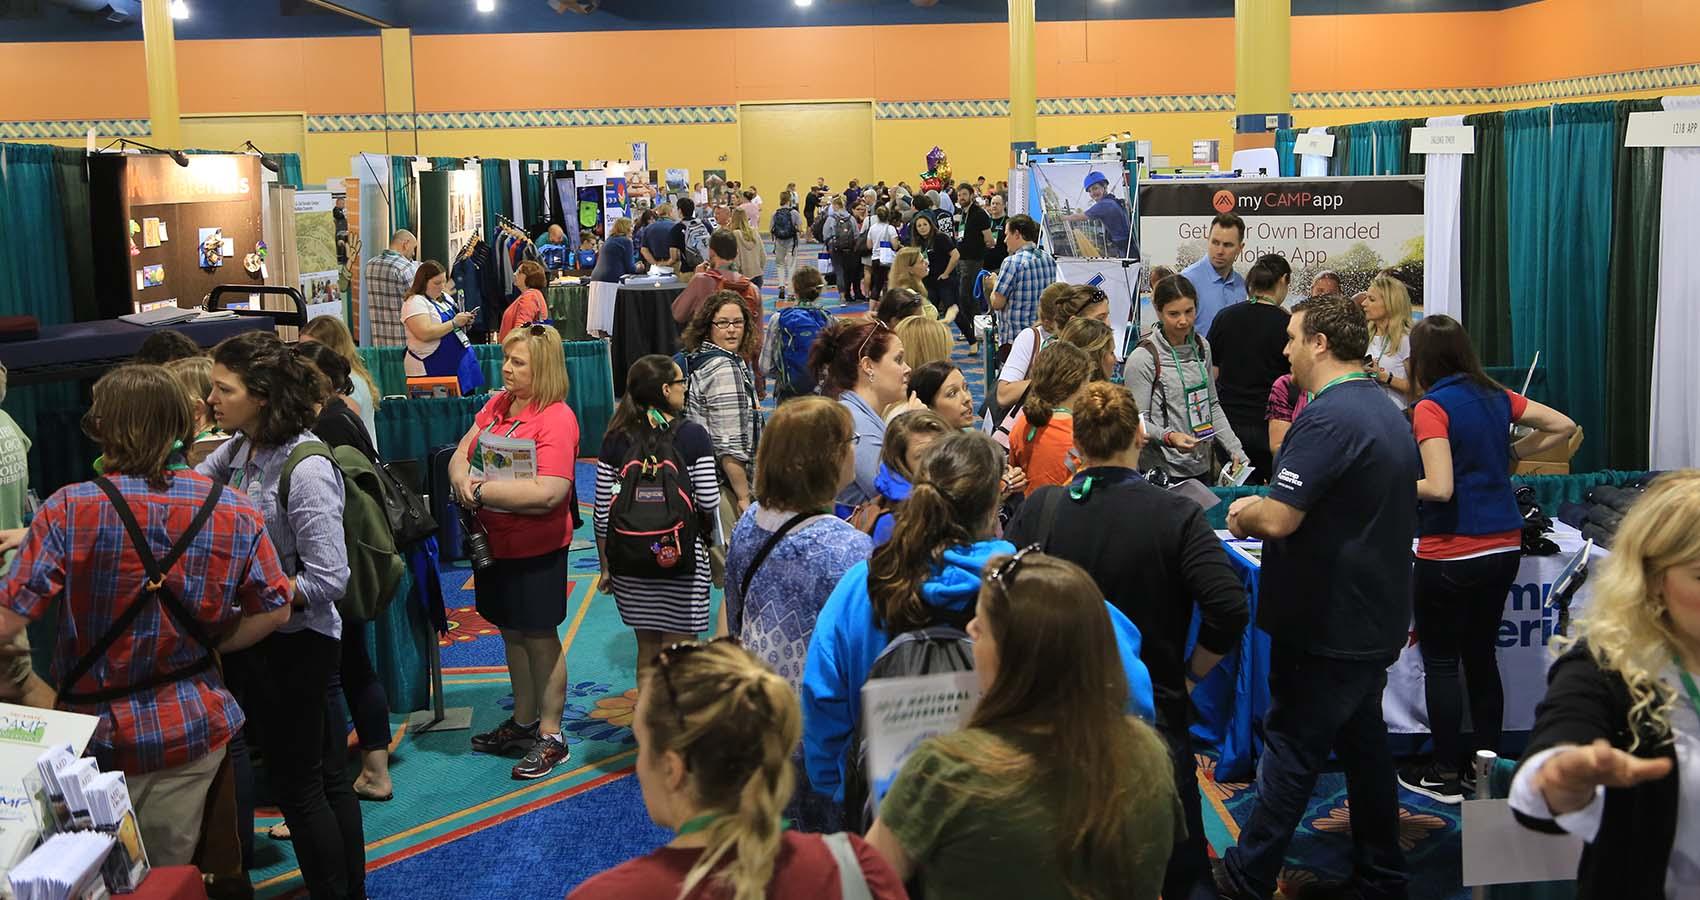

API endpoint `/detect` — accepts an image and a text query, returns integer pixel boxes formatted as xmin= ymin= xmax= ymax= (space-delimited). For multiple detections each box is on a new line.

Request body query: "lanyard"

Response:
xmin=1247 ymin=295 xmax=1281 ymax=307
xmin=1307 ymin=371 xmax=1373 ymax=403
xmin=1678 ymin=658 xmax=1700 ymax=721
xmin=674 ymin=814 xmax=718 ymax=838
xmin=1164 ymin=333 xmax=1214 ymax=430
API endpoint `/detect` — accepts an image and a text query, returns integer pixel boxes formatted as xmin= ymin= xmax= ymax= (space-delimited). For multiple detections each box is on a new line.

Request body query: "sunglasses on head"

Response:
xmin=986 ymin=544 xmax=1044 ymax=593
xmin=652 ymin=637 xmax=736 ymax=734
xmin=857 ymin=318 xmax=891 ymax=360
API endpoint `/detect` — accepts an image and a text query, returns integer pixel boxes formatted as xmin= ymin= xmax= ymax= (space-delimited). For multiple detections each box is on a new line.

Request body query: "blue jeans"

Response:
xmin=1222 ymin=644 xmax=1408 ymax=900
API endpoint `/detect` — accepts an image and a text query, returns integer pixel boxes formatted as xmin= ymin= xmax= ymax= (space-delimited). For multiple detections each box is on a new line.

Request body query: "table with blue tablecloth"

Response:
xmin=1189 ymin=522 xmax=1597 ymax=782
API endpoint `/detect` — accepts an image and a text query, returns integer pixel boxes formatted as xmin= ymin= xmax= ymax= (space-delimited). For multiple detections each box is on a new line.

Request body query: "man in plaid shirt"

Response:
xmin=0 ymin=366 xmax=292 ymax=867
xmin=362 ymin=229 xmax=420 ymax=346
xmin=988 ymin=214 xmax=1057 ymax=346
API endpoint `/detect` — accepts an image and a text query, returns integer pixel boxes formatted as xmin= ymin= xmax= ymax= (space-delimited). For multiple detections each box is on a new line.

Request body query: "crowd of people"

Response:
xmin=0 ymin=169 xmax=1694 ymax=900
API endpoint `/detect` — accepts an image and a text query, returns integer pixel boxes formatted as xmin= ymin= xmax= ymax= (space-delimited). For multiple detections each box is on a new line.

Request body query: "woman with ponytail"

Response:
xmin=866 ymin=551 xmax=1178 ymax=900
xmin=802 ymin=432 xmax=1154 ymax=805
xmin=1007 ymin=341 xmax=1092 ymax=496
xmin=597 ymin=355 xmax=720 ymax=683
xmin=569 ymin=640 xmax=905 ymax=900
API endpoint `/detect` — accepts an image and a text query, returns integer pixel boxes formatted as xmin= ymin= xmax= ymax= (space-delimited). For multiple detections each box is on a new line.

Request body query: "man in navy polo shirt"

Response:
xmin=1219 ymin=294 xmax=1417 ymax=900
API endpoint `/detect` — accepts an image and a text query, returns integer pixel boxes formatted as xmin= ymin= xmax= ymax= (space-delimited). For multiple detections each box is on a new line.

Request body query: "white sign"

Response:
xmin=1057 ymin=258 xmax=1140 ymax=360
xmin=1624 ymin=110 xmax=1700 ymax=147
xmin=1410 ymin=125 xmax=1477 ymax=154
xmin=1294 ymin=132 xmax=1336 ymax=157
xmin=630 ymin=141 xmax=649 ymax=171
xmin=862 ymin=672 xmax=981 ymax=810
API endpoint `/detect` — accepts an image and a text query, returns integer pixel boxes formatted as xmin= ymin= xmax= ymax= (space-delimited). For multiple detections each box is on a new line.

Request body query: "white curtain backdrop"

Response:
xmin=1650 ymin=96 xmax=1700 ymax=469
xmin=1422 ymin=115 xmax=1466 ymax=321
xmin=1299 ymin=126 xmax=1331 ymax=177
xmin=508 ymin=159 xmax=524 ymax=225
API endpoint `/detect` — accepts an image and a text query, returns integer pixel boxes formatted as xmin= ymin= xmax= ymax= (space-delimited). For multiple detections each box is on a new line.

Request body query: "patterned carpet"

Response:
xmin=249 ymin=239 xmax=1467 ymax=899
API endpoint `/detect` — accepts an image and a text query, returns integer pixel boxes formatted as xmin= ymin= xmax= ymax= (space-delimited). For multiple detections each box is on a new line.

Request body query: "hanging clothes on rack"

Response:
xmin=489 ymin=214 xmax=540 ymax=329
xmin=452 ymin=229 xmax=502 ymax=340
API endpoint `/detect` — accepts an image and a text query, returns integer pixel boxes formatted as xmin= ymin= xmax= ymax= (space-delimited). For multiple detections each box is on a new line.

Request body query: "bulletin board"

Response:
xmin=89 ymin=153 xmax=266 ymax=320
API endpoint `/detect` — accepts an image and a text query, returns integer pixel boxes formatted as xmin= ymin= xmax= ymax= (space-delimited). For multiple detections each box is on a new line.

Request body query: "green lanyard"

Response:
xmin=1164 ymin=333 xmax=1214 ymax=430
xmin=1025 ymin=407 xmax=1071 ymax=443
xmin=1678 ymin=658 xmax=1700 ymax=721
xmin=674 ymin=814 xmax=718 ymax=838
xmin=1247 ymin=295 xmax=1281 ymax=307
xmin=1307 ymin=371 xmax=1373 ymax=404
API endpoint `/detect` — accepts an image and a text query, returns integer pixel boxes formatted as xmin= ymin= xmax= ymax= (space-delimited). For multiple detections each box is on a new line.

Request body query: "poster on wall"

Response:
xmin=604 ymin=177 xmax=629 ymax=229
xmin=1029 ymin=161 xmax=1134 ymax=260
xmin=553 ymin=173 xmax=582 ymax=259
xmin=294 ymin=191 xmax=342 ymax=321
xmin=576 ymin=168 xmax=607 ymax=242
xmin=1056 ymin=259 xmax=1141 ymax=360
xmin=1137 ymin=176 xmax=1425 ymax=302
xmin=445 ymin=170 xmax=484 ymax=265
xmin=664 ymin=168 xmax=690 ymax=196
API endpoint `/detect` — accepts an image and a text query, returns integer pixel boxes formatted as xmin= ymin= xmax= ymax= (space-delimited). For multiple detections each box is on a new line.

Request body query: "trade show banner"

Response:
xmin=1056 ymin=258 xmax=1141 ymax=360
xmin=294 ymin=191 xmax=341 ymax=321
xmin=1028 ymin=161 xmax=1134 ymax=260
xmin=1138 ymin=176 xmax=1424 ymax=299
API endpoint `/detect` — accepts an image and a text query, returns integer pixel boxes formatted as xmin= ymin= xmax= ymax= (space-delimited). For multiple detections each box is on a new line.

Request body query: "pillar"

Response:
xmin=1008 ymin=0 xmax=1037 ymax=162
xmin=380 ymin=27 xmax=418 ymax=156
xmin=1233 ymin=0 xmax=1292 ymax=151
xmin=139 ymin=0 xmax=181 ymax=148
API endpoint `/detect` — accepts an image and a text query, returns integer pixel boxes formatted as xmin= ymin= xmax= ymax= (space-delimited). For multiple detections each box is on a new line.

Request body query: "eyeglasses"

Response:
xmin=712 ymin=319 xmax=744 ymax=330
xmin=986 ymin=543 xmax=1044 ymax=594
xmin=857 ymin=318 xmax=891 ymax=360
xmin=665 ymin=377 xmax=689 ymax=387
xmin=652 ymin=637 xmax=737 ymax=735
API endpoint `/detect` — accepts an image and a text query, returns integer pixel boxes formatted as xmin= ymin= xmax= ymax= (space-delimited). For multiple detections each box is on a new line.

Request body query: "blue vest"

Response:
xmin=1417 ymin=375 xmax=1522 ymax=537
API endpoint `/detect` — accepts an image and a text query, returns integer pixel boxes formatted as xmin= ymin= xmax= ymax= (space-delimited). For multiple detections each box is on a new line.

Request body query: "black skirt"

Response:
xmin=474 ymin=546 xmax=571 ymax=632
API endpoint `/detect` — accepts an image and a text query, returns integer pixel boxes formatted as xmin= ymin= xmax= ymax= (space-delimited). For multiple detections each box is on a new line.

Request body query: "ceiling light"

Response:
xmin=794 ymin=0 xmax=813 ymax=7
xmin=170 ymin=0 xmax=188 ymax=19
xmin=476 ymin=0 xmax=495 ymax=11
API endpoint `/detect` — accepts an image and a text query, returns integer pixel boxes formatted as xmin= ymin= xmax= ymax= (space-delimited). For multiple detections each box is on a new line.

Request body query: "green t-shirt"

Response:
xmin=879 ymin=726 xmax=1178 ymax=900
xmin=0 ymin=410 xmax=30 ymax=572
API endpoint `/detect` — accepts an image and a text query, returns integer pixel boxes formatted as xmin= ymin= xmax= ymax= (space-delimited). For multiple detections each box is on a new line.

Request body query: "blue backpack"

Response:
xmin=773 ymin=304 xmax=831 ymax=398
xmin=770 ymin=208 xmax=797 ymax=241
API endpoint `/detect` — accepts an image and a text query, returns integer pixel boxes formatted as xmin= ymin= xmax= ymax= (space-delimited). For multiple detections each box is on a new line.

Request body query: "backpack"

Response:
xmin=279 ymin=440 xmax=407 ymax=623
xmin=682 ymin=218 xmax=711 ymax=270
xmin=773 ymin=304 xmax=831 ymax=397
xmin=841 ymin=608 xmax=975 ymax=832
xmin=770 ymin=207 xmax=797 ymax=241
xmin=811 ymin=211 xmax=829 ymax=244
xmin=830 ymin=210 xmax=858 ymax=253
xmin=605 ymin=423 xmax=703 ymax=579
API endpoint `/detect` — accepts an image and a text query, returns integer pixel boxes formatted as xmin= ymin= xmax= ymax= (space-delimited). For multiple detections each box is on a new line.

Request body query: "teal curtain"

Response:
xmin=1504 ymin=106 xmax=1552 ymax=368
xmin=1603 ymin=99 xmax=1664 ymax=471
xmin=480 ymin=158 xmax=510 ymax=242
xmin=51 ymin=146 xmax=99 ymax=322
xmin=1460 ymin=112 xmax=1512 ymax=366
xmin=1370 ymin=120 xmax=1405 ymax=175
xmin=1544 ymin=101 xmax=1616 ymax=473
xmin=1327 ymin=125 xmax=1353 ymax=176
xmin=520 ymin=159 xmax=546 ymax=229
xmin=1274 ymin=128 xmax=1298 ymax=177
xmin=0 ymin=142 xmax=74 ymax=325
xmin=430 ymin=156 xmax=460 ymax=172
xmin=277 ymin=152 xmax=304 ymax=190
xmin=389 ymin=155 xmax=415 ymax=234
xmin=1348 ymin=124 xmax=1376 ymax=176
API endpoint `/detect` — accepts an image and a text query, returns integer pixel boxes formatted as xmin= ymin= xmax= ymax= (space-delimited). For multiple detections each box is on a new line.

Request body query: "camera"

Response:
xmin=460 ymin=507 xmax=495 ymax=571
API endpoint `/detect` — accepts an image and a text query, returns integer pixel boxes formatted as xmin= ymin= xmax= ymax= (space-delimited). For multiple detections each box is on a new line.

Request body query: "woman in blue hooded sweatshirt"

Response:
xmin=867 ymin=410 xmax=953 ymax=546
xmin=801 ymin=431 xmax=1154 ymax=805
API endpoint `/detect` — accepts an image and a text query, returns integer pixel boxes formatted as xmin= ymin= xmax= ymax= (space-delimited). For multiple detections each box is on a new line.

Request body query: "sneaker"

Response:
xmin=1460 ymin=767 xmax=1479 ymax=798
xmin=1397 ymin=761 xmax=1463 ymax=805
xmin=511 ymin=735 xmax=570 ymax=780
xmin=470 ymin=718 xmax=538 ymax=755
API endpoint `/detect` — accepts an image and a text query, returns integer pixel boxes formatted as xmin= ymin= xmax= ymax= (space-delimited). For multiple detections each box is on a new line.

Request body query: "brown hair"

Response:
xmin=1408 ymin=314 xmax=1500 ymax=395
xmin=754 ymin=396 xmax=854 ymax=513
xmin=938 ymin=551 xmax=1172 ymax=899
xmin=517 ymin=259 xmax=548 ymax=292
xmin=879 ymin=409 xmax=952 ymax=482
xmin=807 ymin=320 xmax=898 ymax=398
xmin=1072 ymin=382 xmax=1142 ymax=461
xmin=1292 ymin=293 xmax=1371 ymax=362
xmin=301 ymin=315 xmax=380 ymax=411
xmin=876 ymin=287 xmax=924 ymax=328
xmin=868 ymin=432 xmax=1004 ymax=633
xmin=1153 ymin=273 xmax=1197 ymax=312
xmin=1057 ymin=317 xmax=1115 ymax=380
xmin=1022 ymin=341 xmax=1092 ymax=431
xmin=683 ymin=291 xmax=758 ymax=356
xmin=641 ymin=641 xmax=799 ymax=900
xmin=1040 ymin=284 xmax=1106 ymax=331
xmin=210 ymin=331 xmax=325 ymax=448
xmin=406 ymin=260 xmax=446 ymax=298
xmin=791 ymin=265 xmax=826 ymax=302
xmin=84 ymin=365 xmax=196 ymax=488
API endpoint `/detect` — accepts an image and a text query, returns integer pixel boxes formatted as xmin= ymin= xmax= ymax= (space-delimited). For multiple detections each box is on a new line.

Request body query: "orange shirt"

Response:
xmin=499 ymin=289 xmax=549 ymax=340
xmin=1008 ymin=410 xmax=1078 ymax=496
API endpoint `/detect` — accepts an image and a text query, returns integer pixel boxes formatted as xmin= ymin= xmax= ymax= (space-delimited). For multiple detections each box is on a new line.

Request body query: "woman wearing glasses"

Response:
xmin=807 ymin=320 xmax=913 ymax=517
xmin=682 ymin=292 xmax=764 ymax=535
xmin=864 ymin=550 xmax=1178 ymax=900
xmin=568 ymin=640 xmax=905 ymax=899
xmin=596 ymin=355 xmax=719 ymax=683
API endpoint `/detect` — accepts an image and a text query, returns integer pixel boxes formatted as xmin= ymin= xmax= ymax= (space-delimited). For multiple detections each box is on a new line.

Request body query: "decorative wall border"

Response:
xmin=0 ymin=118 xmax=149 ymax=140
xmin=1294 ymin=62 xmax=1700 ymax=109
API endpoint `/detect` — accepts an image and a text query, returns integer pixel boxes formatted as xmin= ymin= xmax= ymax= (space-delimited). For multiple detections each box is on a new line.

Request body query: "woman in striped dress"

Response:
xmin=595 ymin=354 xmax=720 ymax=681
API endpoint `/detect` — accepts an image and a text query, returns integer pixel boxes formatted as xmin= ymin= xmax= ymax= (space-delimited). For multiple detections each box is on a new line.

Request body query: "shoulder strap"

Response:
xmin=276 ymin=440 xmax=336 ymax=516
xmin=822 ymin=832 xmax=873 ymax=900
xmin=738 ymin=512 xmax=815 ymax=600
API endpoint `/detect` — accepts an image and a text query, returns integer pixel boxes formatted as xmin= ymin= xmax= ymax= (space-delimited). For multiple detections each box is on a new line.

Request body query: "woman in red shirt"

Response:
xmin=447 ymin=326 xmax=581 ymax=780
xmin=499 ymin=260 xmax=551 ymax=341
xmin=569 ymin=640 xmax=905 ymax=900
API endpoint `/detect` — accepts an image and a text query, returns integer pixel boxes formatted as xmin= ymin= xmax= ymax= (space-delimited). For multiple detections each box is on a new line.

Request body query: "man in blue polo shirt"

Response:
xmin=1067 ymin=170 xmax=1133 ymax=258
xmin=1181 ymin=213 xmax=1247 ymax=338
xmin=1218 ymin=294 xmax=1417 ymax=900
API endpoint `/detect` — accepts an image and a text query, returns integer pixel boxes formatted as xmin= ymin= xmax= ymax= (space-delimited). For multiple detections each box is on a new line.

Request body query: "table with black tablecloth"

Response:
xmin=546 ymin=283 xmax=589 ymax=342
xmin=0 ymin=316 xmax=275 ymax=386
xmin=604 ymin=282 xmax=684 ymax=396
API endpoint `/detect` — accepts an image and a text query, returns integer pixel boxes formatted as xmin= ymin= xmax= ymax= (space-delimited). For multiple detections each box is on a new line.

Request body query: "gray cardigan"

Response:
xmin=1126 ymin=326 xmax=1244 ymax=478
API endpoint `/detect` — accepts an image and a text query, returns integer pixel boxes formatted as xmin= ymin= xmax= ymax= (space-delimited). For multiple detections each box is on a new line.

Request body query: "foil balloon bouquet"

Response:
xmin=919 ymin=146 xmax=952 ymax=193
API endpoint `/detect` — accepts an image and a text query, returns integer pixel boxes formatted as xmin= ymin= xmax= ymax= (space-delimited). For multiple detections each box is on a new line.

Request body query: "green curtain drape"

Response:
xmin=1460 ymin=112 xmax=1513 ymax=366
xmin=389 ymin=155 xmax=415 ymax=235
xmin=0 ymin=142 xmax=75 ymax=325
xmin=1327 ymin=125 xmax=1352 ymax=176
xmin=480 ymin=158 xmax=510 ymax=242
xmin=520 ymin=159 xmax=546 ymax=229
xmin=277 ymin=152 xmax=304 ymax=190
xmin=51 ymin=146 xmax=99 ymax=323
xmin=1368 ymin=120 xmax=1403 ymax=175
xmin=1348 ymin=125 xmax=1376 ymax=176
xmin=1504 ymin=106 xmax=1552 ymax=368
xmin=430 ymin=156 xmax=460 ymax=172
xmin=1545 ymin=101 xmax=1616 ymax=474
xmin=1400 ymin=118 xmax=1427 ymax=176
xmin=1603 ymin=98 xmax=1664 ymax=471
xmin=1274 ymin=128 xmax=1298 ymax=177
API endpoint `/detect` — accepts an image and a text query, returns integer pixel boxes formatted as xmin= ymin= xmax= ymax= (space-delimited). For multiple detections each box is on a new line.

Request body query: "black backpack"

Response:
xmin=606 ymin=423 xmax=704 ymax=579
xmin=770 ymin=207 xmax=798 ymax=241
xmin=840 ymin=608 xmax=975 ymax=832
xmin=830 ymin=210 xmax=858 ymax=253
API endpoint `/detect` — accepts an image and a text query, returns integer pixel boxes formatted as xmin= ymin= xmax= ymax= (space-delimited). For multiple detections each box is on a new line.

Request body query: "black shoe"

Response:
xmin=1397 ymin=761 xmax=1463 ymax=805
xmin=1460 ymin=766 xmax=1479 ymax=798
xmin=511 ymin=735 xmax=570 ymax=780
xmin=471 ymin=717 xmax=538 ymax=755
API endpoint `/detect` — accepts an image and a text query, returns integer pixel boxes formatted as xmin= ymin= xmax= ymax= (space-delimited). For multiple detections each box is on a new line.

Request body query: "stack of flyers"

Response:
xmin=52 ymin=759 xmax=98 ymax=831
xmin=86 ymin=772 xmax=148 ymax=893
xmin=1217 ymin=459 xmax=1254 ymax=488
xmin=6 ymin=831 xmax=114 ymax=900
xmin=32 ymin=745 xmax=78 ymax=831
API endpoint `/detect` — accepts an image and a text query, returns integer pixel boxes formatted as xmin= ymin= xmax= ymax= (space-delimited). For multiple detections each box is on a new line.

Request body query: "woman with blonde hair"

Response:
xmin=1360 ymin=273 xmax=1414 ymax=408
xmin=301 ymin=315 xmax=381 ymax=450
xmin=1510 ymin=470 xmax=1700 ymax=898
xmin=1058 ymin=316 xmax=1118 ymax=382
xmin=730 ymin=207 xmax=768 ymax=290
xmin=592 ymin=217 xmax=639 ymax=284
xmin=893 ymin=314 xmax=951 ymax=372
xmin=569 ymin=640 xmax=905 ymax=899
xmin=162 ymin=356 xmax=229 ymax=467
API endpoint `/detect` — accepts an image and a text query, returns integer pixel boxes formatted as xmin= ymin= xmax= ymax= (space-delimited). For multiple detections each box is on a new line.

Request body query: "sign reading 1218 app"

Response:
xmin=1137 ymin=176 xmax=1424 ymax=301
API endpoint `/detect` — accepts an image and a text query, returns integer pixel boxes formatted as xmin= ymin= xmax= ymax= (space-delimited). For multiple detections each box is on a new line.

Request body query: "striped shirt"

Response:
xmin=684 ymin=346 xmax=762 ymax=464
xmin=595 ymin=423 xmax=719 ymax=634
xmin=363 ymin=249 xmax=419 ymax=347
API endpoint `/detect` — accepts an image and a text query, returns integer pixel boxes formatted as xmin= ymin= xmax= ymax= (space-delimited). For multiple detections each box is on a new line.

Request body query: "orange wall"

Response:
xmin=176 ymin=37 xmax=383 ymax=115
xmin=1500 ymin=0 xmax=1700 ymax=85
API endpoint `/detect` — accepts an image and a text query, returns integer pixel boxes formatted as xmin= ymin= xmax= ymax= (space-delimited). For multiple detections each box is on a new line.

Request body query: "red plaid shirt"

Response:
xmin=0 ymin=472 xmax=290 ymax=773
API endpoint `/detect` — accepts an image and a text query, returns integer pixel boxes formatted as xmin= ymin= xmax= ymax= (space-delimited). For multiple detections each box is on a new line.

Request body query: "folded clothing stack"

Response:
xmin=1557 ymin=475 xmax=1666 ymax=549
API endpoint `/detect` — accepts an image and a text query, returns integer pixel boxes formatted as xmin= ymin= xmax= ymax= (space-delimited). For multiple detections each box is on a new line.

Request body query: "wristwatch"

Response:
xmin=472 ymin=482 xmax=485 ymax=509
